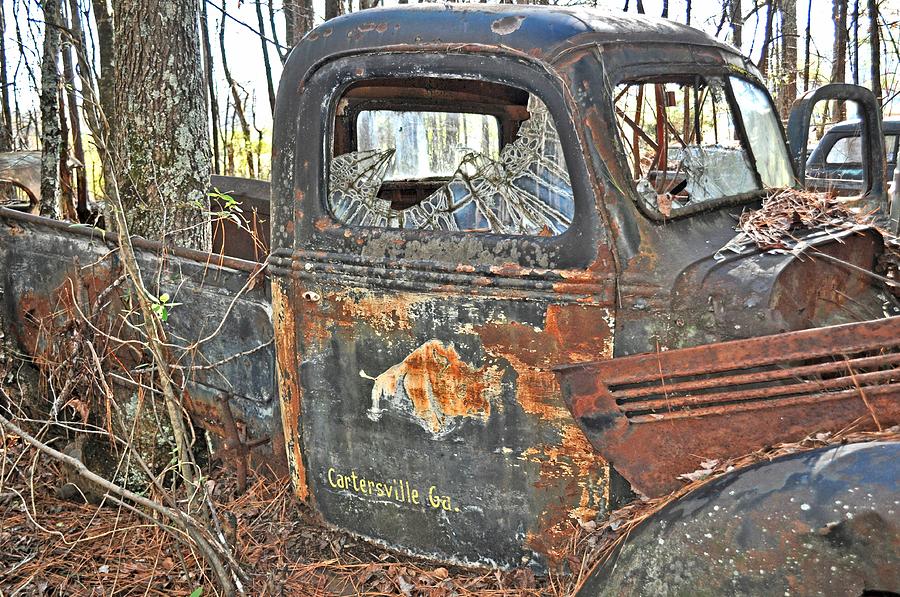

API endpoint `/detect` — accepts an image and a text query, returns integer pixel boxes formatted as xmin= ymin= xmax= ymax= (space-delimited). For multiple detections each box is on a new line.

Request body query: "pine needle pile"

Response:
xmin=736 ymin=188 xmax=868 ymax=250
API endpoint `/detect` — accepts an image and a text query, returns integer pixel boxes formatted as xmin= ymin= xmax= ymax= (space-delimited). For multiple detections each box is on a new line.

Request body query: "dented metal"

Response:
xmin=0 ymin=2 xmax=897 ymax=582
xmin=263 ymin=3 xmax=899 ymax=572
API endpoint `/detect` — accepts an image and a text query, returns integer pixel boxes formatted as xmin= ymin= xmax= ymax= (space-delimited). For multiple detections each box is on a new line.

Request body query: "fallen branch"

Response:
xmin=0 ymin=409 xmax=247 ymax=595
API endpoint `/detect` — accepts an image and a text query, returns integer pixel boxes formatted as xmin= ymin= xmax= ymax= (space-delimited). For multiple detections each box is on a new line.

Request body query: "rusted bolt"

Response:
xmin=303 ymin=291 xmax=321 ymax=302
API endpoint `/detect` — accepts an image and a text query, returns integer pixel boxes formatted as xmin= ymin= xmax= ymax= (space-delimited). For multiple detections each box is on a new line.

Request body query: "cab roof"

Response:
xmin=294 ymin=3 xmax=740 ymax=68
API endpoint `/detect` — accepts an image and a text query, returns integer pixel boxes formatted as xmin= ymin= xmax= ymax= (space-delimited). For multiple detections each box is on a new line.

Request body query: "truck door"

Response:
xmin=270 ymin=52 xmax=617 ymax=569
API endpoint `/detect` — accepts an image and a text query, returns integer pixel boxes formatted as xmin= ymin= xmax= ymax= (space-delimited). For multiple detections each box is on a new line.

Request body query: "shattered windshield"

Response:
xmin=329 ymin=93 xmax=574 ymax=236
xmin=614 ymin=76 xmax=792 ymax=217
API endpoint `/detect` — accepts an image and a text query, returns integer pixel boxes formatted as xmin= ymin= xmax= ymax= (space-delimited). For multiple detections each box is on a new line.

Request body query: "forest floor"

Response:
xmin=0 ymin=438 xmax=570 ymax=596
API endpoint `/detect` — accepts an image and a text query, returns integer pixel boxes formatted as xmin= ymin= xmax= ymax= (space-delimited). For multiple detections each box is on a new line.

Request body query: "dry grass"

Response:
xmin=0 ymin=434 xmax=560 ymax=596
xmin=3 ymin=420 xmax=897 ymax=596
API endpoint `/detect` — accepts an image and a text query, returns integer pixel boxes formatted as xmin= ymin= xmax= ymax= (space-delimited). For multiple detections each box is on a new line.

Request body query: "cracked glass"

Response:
xmin=614 ymin=77 xmax=763 ymax=217
xmin=328 ymin=95 xmax=574 ymax=236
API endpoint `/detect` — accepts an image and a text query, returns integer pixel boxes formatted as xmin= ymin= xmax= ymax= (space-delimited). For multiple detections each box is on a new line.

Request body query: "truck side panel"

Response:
xmin=0 ymin=208 xmax=282 ymax=469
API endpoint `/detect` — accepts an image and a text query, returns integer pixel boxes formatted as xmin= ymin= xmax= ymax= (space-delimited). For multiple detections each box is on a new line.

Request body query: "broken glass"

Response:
xmin=356 ymin=110 xmax=500 ymax=181
xmin=328 ymin=96 xmax=574 ymax=235
xmin=615 ymin=77 xmax=765 ymax=216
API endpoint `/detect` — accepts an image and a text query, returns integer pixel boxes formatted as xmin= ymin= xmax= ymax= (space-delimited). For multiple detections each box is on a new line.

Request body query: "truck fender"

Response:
xmin=579 ymin=442 xmax=900 ymax=596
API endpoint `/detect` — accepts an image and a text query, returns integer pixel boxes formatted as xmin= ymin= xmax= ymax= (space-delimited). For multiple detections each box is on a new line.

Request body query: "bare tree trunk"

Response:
xmin=758 ymin=0 xmax=775 ymax=78
xmin=0 ymin=1 xmax=13 ymax=150
xmin=219 ymin=0 xmax=255 ymax=179
xmin=779 ymin=0 xmax=798 ymax=120
xmin=254 ymin=0 xmax=276 ymax=115
xmin=61 ymin=7 xmax=89 ymax=221
xmin=868 ymin=0 xmax=881 ymax=103
xmin=851 ymin=0 xmax=859 ymax=84
xmin=90 ymin=0 xmax=114 ymax=136
xmin=832 ymin=0 xmax=848 ymax=120
xmin=803 ymin=0 xmax=812 ymax=90
xmin=39 ymin=0 xmax=62 ymax=219
xmin=200 ymin=0 xmax=220 ymax=175
xmin=110 ymin=0 xmax=211 ymax=250
xmin=326 ymin=0 xmax=342 ymax=20
xmin=730 ymin=0 xmax=742 ymax=49
xmin=284 ymin=0 xmax=314 ymax=46
xmin=57 ymin=90 xmax=77 ymax=219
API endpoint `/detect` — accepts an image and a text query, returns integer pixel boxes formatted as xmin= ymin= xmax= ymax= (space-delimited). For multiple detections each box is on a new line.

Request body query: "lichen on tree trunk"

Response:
xmin=110 ymin=0 xmax=212 ymax=251
xmin=39 ymin=0 xmax=62 ymax=219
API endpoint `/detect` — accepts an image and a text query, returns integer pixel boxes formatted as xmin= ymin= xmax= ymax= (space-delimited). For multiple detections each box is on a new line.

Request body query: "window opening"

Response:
xmin=826 ymin=136 xmax=863 ymax=165
xmin=614 ymin=76 xmax=790 ymax=217
xmin=329 ymin=89 xmax=574 ymax=236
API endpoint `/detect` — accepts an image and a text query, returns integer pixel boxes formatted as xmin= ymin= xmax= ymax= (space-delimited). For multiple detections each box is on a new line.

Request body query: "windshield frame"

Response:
xmin=608 ymin=68 xmax=796 ymax=221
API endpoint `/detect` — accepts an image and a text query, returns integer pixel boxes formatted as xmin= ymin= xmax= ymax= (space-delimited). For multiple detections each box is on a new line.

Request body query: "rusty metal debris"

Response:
xmin=215 ymin=394 xmax=270 ymax=494
xmin=555 ymin=316 xmax=900 ymax=497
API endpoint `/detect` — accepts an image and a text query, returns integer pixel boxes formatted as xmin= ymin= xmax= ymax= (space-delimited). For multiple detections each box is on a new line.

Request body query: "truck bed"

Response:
xmin=0 ymin=206 xmax=282 ymax=467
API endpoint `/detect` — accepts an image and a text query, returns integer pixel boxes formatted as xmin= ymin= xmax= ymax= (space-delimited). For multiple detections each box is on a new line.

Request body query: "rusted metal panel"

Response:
xmin=555 ymin=316 xmax=900 ymax=498
xmin=276 ymin=252 xmax=614 ymax=569
xmin=268 ymin=16 xmax=634 ymax=567
xmin=209 ymin=174 xmax=271 ymax=262
xmin=581 ymin=442 xmax=900 ymax=596
xmin=0 ymin=206 xmax=285 ymax=474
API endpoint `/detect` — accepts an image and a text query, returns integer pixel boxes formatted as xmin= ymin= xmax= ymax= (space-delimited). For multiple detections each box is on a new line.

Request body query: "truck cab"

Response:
xmin=269 ymin=4 xmax=899 ymax=570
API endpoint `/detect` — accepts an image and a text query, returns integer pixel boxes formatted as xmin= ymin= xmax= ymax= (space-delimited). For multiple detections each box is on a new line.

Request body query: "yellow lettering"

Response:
xmin=428 ymin=485 xmax=441 ymax=508
xmin=328 ymin=469 xmax=459 ymax=513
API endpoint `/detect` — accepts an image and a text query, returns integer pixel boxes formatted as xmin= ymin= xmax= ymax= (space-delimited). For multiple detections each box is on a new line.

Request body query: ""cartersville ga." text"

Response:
xmin=326 ymin=467 xmax=460 ymax=512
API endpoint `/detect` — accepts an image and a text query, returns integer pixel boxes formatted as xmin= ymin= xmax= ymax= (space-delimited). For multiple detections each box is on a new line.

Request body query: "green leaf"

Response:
xmin=189 ymin=588 xmax=204 ymax=597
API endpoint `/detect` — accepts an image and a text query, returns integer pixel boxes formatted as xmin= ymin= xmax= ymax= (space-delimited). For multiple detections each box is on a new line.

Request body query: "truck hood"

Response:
xmin=629 ymin=226 xmax=900 ymax=352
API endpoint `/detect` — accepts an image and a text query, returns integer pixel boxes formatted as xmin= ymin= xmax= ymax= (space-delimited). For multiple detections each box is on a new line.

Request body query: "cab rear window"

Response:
xmin=329 ymin=78 xmax=574 ymax=236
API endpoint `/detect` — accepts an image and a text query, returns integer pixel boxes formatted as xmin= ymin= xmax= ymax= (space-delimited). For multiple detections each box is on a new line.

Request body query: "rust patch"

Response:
xmin=476 ymin=304 xmax=614 ymax=420
xmin=491 ymin=15 xmax=525 ymax=36
xmin=478 ymin=304 xmax=613 ymax=370
xmin=522 ymin=424 xmax=608 ymax=566
xmin=334 ymin=289 xmax=426 ymax=334
xmin=556 ymin=316 xmax=900 ymax=497
xmin=314 ymin=216 xmax=332 ymax=232
xmin=367 ymin=340 xmax=502 ymax=438
xmin=272 ymin=278 xmax=309 ymax=501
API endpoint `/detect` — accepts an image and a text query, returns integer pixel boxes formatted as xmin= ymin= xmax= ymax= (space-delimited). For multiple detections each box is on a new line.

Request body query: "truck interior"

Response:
xmin=613 ymin=75 xmax=793 ymax=217
xmin=328 ymin=77 xmax=575 ymax=236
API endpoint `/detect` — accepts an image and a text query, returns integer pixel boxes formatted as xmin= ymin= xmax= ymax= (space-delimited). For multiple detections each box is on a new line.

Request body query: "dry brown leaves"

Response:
xmin=3 ymin=420 xmax=899 ymax=595
xmin=5 ymin=422 xmax=896 ymax=596
xmin=0 ymin=436 xmax=558 ymax=596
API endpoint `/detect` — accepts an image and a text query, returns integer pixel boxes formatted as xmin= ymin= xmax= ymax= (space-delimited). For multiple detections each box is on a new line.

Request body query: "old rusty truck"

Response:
xmin=1 ymin=5 xmax=898 ymax=595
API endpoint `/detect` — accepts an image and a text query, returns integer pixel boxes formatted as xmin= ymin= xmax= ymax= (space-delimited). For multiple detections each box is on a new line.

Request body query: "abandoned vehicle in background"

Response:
xmin=0 ymin=5 xmax=898 ymax=595
xmin=805 ymin=117 xmax=899 ymax=196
